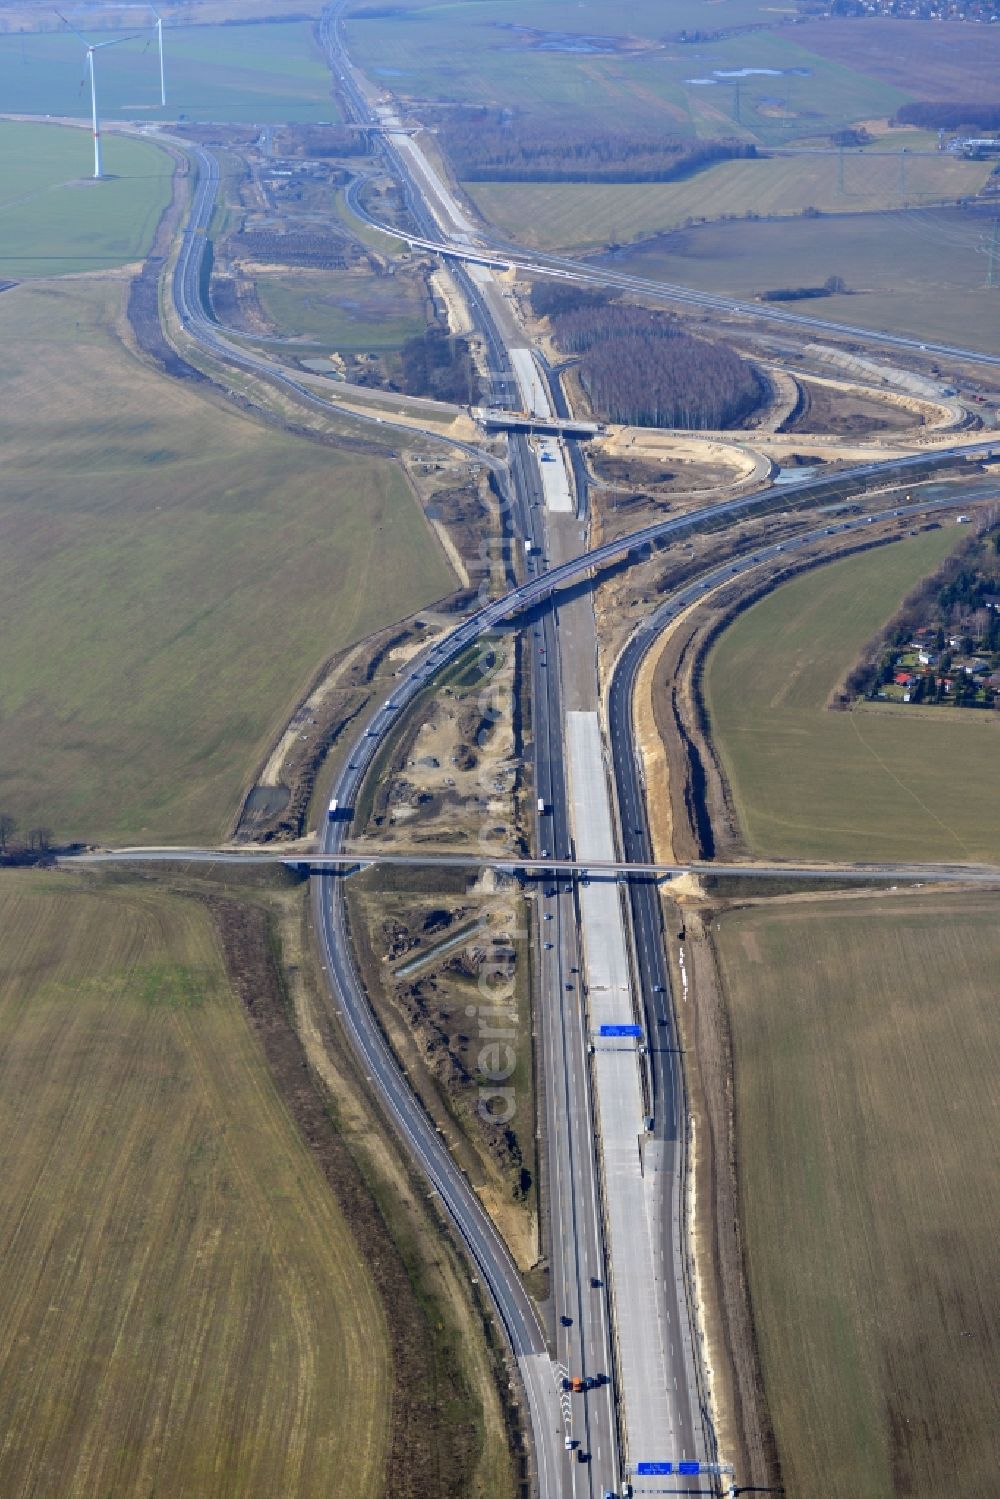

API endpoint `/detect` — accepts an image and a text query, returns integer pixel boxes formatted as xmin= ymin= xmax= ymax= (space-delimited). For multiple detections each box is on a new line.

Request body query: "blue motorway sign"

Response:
xmin=599 ymin=1023 xmax=642 ymax=1038
xmin=635 ymin=1461 xmax=704 ymax=1476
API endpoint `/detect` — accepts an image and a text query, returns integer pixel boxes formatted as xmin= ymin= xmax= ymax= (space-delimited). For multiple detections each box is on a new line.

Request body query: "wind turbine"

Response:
xmin=150 ymin=6 xmax=165 ymax=108
xmin=56 ymin=12 xmax=139 ymax=179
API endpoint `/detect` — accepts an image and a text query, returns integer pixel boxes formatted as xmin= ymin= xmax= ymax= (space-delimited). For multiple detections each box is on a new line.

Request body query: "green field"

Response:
xmin=347 ymin=0 xmax=908 ymax=142
xmin=0 ymin=279 xmax=453 ymax=844
xmin=602 ymin=205 xmax=1000 ymax=353
xmin=0 ymin=20 xmax=337 ymax=124
xmin=0 ymin=121 xmax=172 ymax=276
xmin=715 ymin=891 xmax=1000 ymax=1499
xmin=703 ymin=527 xmax=1000 ymax=863
xmin=465 ymin=151 xmax=990 ymax=251
xmin=0 ymin=869 xmax=390 ymax=1498
xmin=257 ymin=268 xmax=428 ymax=349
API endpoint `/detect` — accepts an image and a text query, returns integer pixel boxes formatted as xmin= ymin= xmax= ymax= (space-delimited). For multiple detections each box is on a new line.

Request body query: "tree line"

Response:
xmin=894 ymin=102 xmax=1000 ymax=130
xmin=534 ymin=286 xmax=761 ymax=430
xmin=0 ymin=815 xmax=56 ymax=866
xmin=431 ymin=109 xmax=756 ymax=183
xmin=762 ymin=275 xmax=848 ymax=302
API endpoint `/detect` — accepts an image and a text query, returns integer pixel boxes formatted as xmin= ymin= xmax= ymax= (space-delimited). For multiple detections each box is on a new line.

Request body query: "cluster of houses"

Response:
xmin=880 ymin=620 xmax=1000 ymax=707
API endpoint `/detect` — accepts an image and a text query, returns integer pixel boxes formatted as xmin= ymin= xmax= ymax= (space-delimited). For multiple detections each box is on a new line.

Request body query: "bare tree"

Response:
xmin=0 ymin=812 xmax=15 ymax=851
xmin=28 ymin=826 xmax=53 ymax=853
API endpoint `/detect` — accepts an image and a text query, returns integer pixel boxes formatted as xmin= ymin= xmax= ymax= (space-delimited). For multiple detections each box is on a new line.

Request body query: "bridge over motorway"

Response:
xmin=66 ymin=847 xmax=1000 ymax=885
xmin=480 ymin=409 xmax=604 ymax=438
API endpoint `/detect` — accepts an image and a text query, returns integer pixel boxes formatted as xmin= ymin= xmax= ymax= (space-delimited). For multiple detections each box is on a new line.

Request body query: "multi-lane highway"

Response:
xmin=339 ymin=183 xmax=1000 ymax=375
xmin=148 ymin=12 xmax=1000 ymax=1495
xmin=317 ymin=11 xmax=622 ymax=1493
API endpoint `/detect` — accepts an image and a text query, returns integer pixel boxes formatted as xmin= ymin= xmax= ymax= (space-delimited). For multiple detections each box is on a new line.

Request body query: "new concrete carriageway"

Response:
xmin=566 ymin=712 xmax=702 ymax=1484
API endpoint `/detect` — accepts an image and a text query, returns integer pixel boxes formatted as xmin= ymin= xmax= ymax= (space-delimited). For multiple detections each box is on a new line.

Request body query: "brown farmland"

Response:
xmin=714 ymin=890 xmax=1000 ymax=1499
xmin=0 ymin=870 xmax=390 ymax=1499
xmin=794 ymin=18 xmax=1000 ymax=102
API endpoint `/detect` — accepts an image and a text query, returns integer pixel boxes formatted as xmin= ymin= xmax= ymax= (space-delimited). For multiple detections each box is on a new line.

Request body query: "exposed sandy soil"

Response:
xmin=367 ymin=641 xmax=523 ymax=856
xmin=595 ymin=427 xmax=767 ymax=489
xmin=347 ymin=877 xmax=540 ymax=1271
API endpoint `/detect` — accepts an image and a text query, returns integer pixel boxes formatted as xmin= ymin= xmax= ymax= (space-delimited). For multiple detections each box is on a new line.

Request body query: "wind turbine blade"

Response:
xmin=54 ymin=9 xmax=90 ymax=45
xmin=91 ymin=32 xmax=143 ymax=50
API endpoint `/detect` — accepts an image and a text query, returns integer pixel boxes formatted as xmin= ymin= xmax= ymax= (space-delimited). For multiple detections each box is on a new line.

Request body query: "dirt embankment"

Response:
xmin=666 ymin=901 xmax=784 ymax=1492
xmin=124 ymin=146 xmax=209 ymax=385
xmin=645 ymin=611 xmax=741 ymax=862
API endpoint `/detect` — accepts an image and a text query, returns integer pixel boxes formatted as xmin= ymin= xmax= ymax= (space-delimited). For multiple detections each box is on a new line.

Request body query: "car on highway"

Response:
xmin=544 ymin=941 xmax=554 ymax=950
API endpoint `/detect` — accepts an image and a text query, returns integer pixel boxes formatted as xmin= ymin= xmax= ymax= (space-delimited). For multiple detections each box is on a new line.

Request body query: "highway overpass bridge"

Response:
xmin=480 ymin=409 xmax=603 ymax=438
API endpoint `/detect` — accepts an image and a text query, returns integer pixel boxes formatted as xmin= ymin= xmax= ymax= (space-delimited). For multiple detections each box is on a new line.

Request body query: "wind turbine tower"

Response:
xmin=57 ymin=13 xmax=138 ymax=179
xmin=151 ymin=7 xmax=166 ymax=107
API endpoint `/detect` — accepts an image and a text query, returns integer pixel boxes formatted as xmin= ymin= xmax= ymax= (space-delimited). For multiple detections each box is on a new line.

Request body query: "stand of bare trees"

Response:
xmin=430 ymin=108 xmax=756 ymax=183
xmin=0 ymin=816 xmax=56 ymax=866
xmin=535 ymin=286 xmax=761 ymax=430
